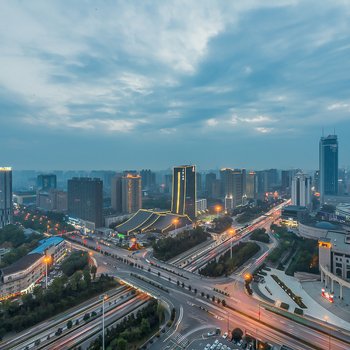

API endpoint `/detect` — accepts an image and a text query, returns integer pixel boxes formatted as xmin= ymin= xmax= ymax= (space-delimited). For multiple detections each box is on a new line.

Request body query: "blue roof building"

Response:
xmin=29 ymin=237 xmax=64 ymax=255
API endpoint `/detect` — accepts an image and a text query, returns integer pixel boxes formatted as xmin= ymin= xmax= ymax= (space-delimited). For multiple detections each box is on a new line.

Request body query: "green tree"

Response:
xmin=140 ymin=318 xmax=151 ymax=335
xmin=116 ymin=337 xmax=127 ymax=350
xmin=67 ymin=320 xmax=73 ymax=329
xmin=90 ymin=265 xmax=97 ymax=280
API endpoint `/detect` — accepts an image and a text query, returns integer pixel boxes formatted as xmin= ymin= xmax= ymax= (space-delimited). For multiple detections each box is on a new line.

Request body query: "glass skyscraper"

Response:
xmin=171 ymin=165 xmax=196 ymax=219
xmin=319 ymin=134 xmax=338 ymax=201
xmin=0 ymin=167 xmax=13 ymax=229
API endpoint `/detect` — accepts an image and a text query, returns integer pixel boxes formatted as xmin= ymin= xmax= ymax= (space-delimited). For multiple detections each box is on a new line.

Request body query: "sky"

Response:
xmin=1 ymin=0 xmax=350 ymax=171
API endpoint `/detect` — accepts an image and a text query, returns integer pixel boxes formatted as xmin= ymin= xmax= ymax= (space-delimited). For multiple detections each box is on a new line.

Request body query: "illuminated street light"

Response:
xmin=43 ymin=256 xmax=51 ymax=289
xmin=229 ymin=229 xmax=235 ymax=258
xmin=215 ymin=205 xmax=222 ymax=219
xmin=173 ymin=218 xmax=179 ymax=232
xmin=99 ymin=294 xmax=108 ymax=350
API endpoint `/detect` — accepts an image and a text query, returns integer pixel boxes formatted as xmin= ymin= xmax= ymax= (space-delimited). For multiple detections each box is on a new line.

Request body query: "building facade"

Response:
xmin=246 ymin=171 xmax=257 ymax=199
xmin=319 ymin=135 xmax=338 ymax=202
xmin=121 ymin=173 xmax=142 ymax=214
xmin=171 ymin=165 xmax=196 ymax=219
xmin=67 ymin=177 xmax=103 ymax=228
xmin=37 ymin=174 xmax=57 ymax=191
xmin=0 ymin=167 xmax=12 ymax=229
xmin=291 ymin=172 xmax=312 ymax=208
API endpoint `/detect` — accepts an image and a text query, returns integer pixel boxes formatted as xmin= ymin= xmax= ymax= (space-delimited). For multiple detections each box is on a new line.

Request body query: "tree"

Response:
xmin=140 ymin=318 xmax=151 ymax=335
xmin=116 ymin=338 xmax=127 ymax=350
xmin=222 ymin=300 xmax=226 ymax=307
xmin=90 ymin=265 xmax=97 ymax=280
xmin=231 ymin=328 xmax=243 ymax=342
xmin=67 ymin=320 xmax=73 ymax=329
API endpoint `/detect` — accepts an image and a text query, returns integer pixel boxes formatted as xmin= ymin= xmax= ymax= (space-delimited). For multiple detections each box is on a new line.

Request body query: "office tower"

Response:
xmin=211 ymin=179 xmax=222 ymax=199
xmin=220 ymin=168 xmax=234 ymax=198
xmin=37 ymin=174 xmax=57 ymax=191
xmin=319 ymin=135 xmax=338 ymax=202
xmin=171 ymin=165 xmax=196 ymax=219
xmin=246 ymin=171 xmax=257 ymax=199
xmin=225 ymin=195 xmax=234 ymax=211
xmin=0 ymin=168 xmax=13 ymax=229
xmin=232 ymin=169 xmax=244 ymax=207
xmin=196 ymin=173 xmax=203 ymax=195
xmin=281 ymin=169 xmax=299 ymax=194
xmin=111 ymin=174 xmax=122 ymax=213
xmin=67 ymin=177 xmax=103 ymax=228
xmin=164 ymin=174 xmax=173 ymax=194
xmin=140 ymin=169 xmax=156 ymax=191
xmin=121 ymin=173 xmax=142 ymax=214
xmin=291 ymin=172 xmax=312 ymax=208
xmin=313 ymin=170 xmax=320 ymax=192
xmin=205 ymin=172 xmax=216 ymax=198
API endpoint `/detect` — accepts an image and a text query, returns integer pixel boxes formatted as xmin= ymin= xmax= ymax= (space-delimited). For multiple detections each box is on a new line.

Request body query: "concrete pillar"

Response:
xmin=340 ymin=284 xmax=343 ymax=299
xmin=325 ymin=274 xmax=328 ymax=288
xmin=331 ymin=279 xmax=334 ymax=293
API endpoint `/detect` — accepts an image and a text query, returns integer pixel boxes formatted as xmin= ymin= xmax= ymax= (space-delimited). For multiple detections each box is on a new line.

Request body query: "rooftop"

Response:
xmin=1 ymin=253 xmax=42 ymax=276
xmin=326 ymin=231 xmax=350 ymax=253
xmin=29 ymin=236 xmax=64 ymax=255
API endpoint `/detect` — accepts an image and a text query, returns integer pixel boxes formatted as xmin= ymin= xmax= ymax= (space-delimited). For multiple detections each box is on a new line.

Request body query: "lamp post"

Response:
xmin=173 ymin=218 xmax=179 ymax=233
xmin=100 ymin=294 xmax=108 ymax=350
xmin=229 ymin=229 xmax=235 ymax=259
xmin=44 ymin=256 xmax=51 ymax=289
xmin=215 ymin=205 xmax=221 ymax=219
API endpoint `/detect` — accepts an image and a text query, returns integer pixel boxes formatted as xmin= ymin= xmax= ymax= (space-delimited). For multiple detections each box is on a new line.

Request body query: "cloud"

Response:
xmin=255 ymin=127 xmax=274 ymax=134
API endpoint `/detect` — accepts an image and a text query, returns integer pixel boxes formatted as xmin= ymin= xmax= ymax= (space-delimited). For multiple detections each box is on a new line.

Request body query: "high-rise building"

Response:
xmin=67 ymin=177 xmax=103 ymax=228
xmin=211 ymin=179 xmax=222 ymax=199
xmin=171 ymin=165 xmax=196 ymax=219
xmin=37 ymin=174 xmax=57 ymax=191
xmin=196 ymin=173 xmax=203 ymax=195
xmin=246 ymin=171 xmax=257 ymax=199
xmin=220 ymin=168 xmax=233 ymax=198
xmin=205 ymin=172 xmax=216 ymax=198
xmin=232 ymin=169 xmax=245 ymax=207
xmin=111 ymin=174 xmax=122 ymax=213
xmin=121 ymin=173 xmax=142 ymax=214
xmin=313 ymin=170 xmax=320 ymax=192
xmin=291 ymin=172 xmax=312 ymax=208
xmin=164 ymin=174 xmax=173 ymax=194
xmin=140 ymin=169 xmax=156 ymax=191
xmin=0 ymin=168 xmax=13 ymax=229
xmin=319 ymin=135 xmax=338 ymax=202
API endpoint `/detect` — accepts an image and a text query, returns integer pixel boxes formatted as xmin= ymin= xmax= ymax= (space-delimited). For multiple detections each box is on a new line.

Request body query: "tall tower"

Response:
xmin=67 ymin=177 xmax=103 ymax=228
xmin=37 ymin=174 xmax=57 ymax=191
xmin=291 ymin=172 xmax=312 ymax=208
xmin=171 ymin=165 xmax=196 ymax=219
xmin=121 ymin=173 xmax=142 ymax=214
xmin=0 ymin=167 xmax=13 ymax=229
xmin=319 ymin=135 xmax=338 ymax=202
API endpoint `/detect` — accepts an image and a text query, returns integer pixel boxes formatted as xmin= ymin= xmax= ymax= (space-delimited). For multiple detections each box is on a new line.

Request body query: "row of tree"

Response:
xmin=88 ymin=300 xmax=162 ymax=350
xmin=250 ymin=228 xmax=270 ymax=243
xmin=152 ymin=227 xmax=209 ymax=261
xmin=199 ymin=242 xmax=260 ymax=277
xmin=0 ymin=270 xmax=116 ymax=338
xmin=0 ymin=225 xmax=43 ymax=267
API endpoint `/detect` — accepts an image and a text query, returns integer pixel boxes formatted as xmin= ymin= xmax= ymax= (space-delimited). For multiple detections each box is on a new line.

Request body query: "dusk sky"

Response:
xmin=1 ymin=1 xmax=350 ymax=171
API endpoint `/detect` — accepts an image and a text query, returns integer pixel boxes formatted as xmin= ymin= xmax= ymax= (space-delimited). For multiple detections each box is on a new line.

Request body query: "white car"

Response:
xmin=222 ymin=332 xmax=228 ymax=339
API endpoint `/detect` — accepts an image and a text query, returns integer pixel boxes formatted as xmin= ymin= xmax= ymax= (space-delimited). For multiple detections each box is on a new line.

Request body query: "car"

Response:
xmin=222 ymin=332 xmax=228 ymax=339
xmin=214 ymin=340 xmax=219 ymax=345
xmin=207 ymin=331 xmax=216 ymax=337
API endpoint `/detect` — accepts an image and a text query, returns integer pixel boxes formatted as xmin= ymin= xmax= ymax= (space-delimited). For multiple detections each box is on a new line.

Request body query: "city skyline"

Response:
xmin=1 ymin=1 xmax=350 ymax=169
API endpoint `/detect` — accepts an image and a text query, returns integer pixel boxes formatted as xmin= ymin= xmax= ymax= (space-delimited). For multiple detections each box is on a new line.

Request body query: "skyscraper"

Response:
xmin=246 ymin=171 xmax=257 ymax=199
xmin=171 ymin=165 xmax=196 ymax=219
xmin=0 ymin=168 xmax=13 ymax=229
xmin=67 ymin=177 xmax=103 ymax=228
xmin=111 ymin=174 xmax=122 ymax=213
xmin=121 ymin=173 xmax=142 ymax=214
xmin=140 ymin=169 xmax=156 ymax=191
xmin=291 ymin=172 xmax=312 ymax=208
xmin=319 ymin=135 xmax=338 ymax=202
xmin=37 ymin=174 xmax=57 ymax=191
xmin=205 ymin=172 xmax=216 ymax=198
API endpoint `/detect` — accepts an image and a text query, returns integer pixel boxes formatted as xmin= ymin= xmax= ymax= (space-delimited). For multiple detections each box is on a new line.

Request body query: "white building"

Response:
xmin=196 ymin=198 xmax=207 ymax=213
xmin=224 ymin=195 xmax=234 ymax=212
xmin=291 ymin=172 xmax=312 ymax=208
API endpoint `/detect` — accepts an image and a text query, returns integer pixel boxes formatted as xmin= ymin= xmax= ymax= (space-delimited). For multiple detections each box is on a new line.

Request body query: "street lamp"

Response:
xmin=100 ymin=294 xmax=108 ymax=350
xmin=173 ymin=218 xmax=179 ymax=232
xmin=229 ymin=229 xmax=235 ymax=259
xmin=43 ymin=256 xmax=51 ymax=289
xmin=215 ymin=205 xmax=221 ymax=219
